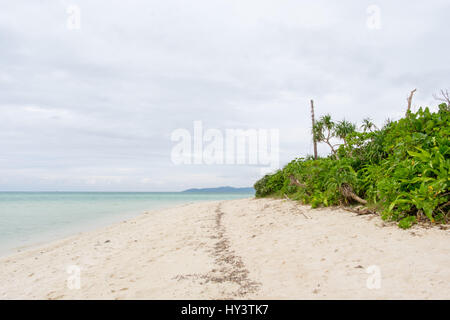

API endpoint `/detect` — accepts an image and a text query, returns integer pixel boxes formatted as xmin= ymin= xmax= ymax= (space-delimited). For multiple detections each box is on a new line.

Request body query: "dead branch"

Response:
xmin=288 ymin=175 xmax=307 ymax=188
xmin=433 ymin=89 xmax=450 ymax=105
xmin=339 ymin=183 xmax=368 ymax=205
xmin=438 ymin=200 xmax=450 ymax=210
xmin=406 ymin=88 xmax=417 ymax=116
xmin=340 ymin=206 xmax=377 ymax=216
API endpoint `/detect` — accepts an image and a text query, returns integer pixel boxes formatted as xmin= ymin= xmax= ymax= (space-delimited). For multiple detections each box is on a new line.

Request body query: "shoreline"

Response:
xmin=0 ymin=198 xmax=449 ymax=299
xmin=0 ymin=192 xmax=250 ymax=258
xmin=0 ymin=200 xmax=200 ymax=259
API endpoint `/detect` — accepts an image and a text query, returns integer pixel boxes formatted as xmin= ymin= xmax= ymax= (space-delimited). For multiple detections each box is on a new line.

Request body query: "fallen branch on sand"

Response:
xmin=340 ymin=206 xmax=378 ymax=216
xmin=289 ymin=176 xmax=367 ymax=206
xmin=339 ymin=183 xmax=368 ymax=205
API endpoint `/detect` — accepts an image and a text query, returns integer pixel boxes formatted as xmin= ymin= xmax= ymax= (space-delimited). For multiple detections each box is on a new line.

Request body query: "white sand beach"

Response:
xmin=0 ymin=198 xmax=449 ymax=300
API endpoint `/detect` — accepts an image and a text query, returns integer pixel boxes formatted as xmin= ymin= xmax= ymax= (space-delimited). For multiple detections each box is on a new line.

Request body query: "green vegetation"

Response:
xmin=254 ymin=104 xmax=450 ymax=228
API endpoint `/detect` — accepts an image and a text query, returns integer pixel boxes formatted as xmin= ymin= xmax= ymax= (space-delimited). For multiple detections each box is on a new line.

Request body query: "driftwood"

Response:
xmin=289 ymin=176 xmax=367 ymax=205
xmin=340 ymin=206 xmax=377 ymax=216
xmin=283 ymin=192 xmax=374 ymax=218
xmin=339 ymin=183 xmax=368 ymax=205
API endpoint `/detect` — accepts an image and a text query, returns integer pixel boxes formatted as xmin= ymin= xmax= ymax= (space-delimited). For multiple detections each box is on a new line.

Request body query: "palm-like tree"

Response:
xmin=313 ymin=114 xmax=340 ymax=159
xmin=361 ymin=118 xmax=377 ymax=132
xmin=313 ymin=116 xmax=357 ymax=159
xmin=335 ymin=119 xmax=356 ymax=146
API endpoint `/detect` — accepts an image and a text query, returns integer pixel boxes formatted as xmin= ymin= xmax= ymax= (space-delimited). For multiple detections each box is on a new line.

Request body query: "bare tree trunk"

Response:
xmin=310 ymin=99 xmax=318 ymax=160
xmin=325 ymin=141 xmax=339 ymax=160
xmin=340 ymin=183 xmax=367 ymax=205
xmin=406 ymin=88 xmax=417 ymax=116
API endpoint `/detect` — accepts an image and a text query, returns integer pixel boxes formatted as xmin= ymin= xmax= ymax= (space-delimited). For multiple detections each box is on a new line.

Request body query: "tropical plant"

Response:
xmin=254 ymin=105 xmax=450 ymax=228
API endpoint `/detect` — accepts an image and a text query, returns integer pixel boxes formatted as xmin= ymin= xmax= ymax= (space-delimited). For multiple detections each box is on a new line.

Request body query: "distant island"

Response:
xmin=182 ymin=186 xmax=255 ymax=193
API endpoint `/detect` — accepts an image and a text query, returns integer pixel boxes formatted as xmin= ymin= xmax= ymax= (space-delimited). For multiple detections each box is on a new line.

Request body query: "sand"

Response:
xmin=0 ymin=198 xmax=449 ymax=299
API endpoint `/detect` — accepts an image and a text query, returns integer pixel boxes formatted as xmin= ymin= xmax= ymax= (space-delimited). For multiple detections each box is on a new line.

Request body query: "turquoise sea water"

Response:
xmin=0 ymin=192 xmax=253 ymax=256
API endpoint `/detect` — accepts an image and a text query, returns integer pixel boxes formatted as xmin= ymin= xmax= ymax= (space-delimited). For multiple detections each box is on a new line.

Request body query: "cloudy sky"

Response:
xmin=0 ymin=0 xmax=449 ymax=191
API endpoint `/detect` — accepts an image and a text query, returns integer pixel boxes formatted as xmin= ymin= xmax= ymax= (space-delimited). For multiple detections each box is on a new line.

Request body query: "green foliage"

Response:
xmin=254 ymin=170 xmax=285 ymax=197
xmin=254 ymin=106 xmax=450 ymax=228
xmin=398 ymin=216 xmax=417 ymax=229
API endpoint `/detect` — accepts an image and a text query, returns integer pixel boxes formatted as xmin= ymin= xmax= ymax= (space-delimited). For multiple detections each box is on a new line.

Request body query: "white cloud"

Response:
xmin=0 ymin=0 xmax=449 ymax=190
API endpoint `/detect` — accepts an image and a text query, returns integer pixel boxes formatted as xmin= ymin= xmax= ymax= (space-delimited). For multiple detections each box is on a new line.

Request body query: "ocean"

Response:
xmin=0 ymin=191 xmax=254 ymax=256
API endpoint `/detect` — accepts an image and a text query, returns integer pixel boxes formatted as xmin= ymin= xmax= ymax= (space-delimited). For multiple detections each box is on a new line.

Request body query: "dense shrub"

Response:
xmin=254 ymin=170 xmax=285 ymax=197
xmin=254 ymin=105 xmax=450 ymax=228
